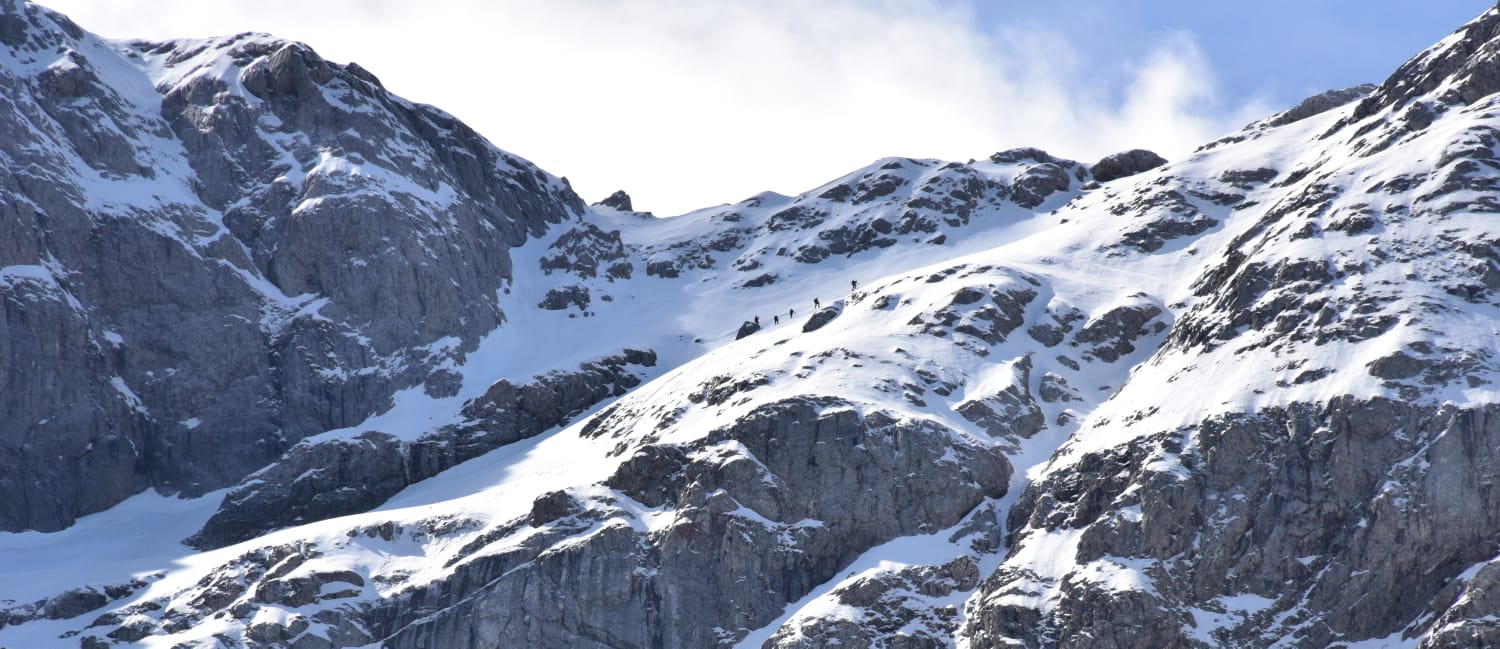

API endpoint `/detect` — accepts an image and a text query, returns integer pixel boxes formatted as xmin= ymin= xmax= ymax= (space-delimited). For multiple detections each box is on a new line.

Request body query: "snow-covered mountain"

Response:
xmin=7 ymin=0 xmax=1500 ymax=647
xmin=0 ymin=0 xmax=583 ymax=538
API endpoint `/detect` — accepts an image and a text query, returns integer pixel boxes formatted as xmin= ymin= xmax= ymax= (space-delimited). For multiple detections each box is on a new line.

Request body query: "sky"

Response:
xmin=37 ymin=0 xmax=1494 ymax=216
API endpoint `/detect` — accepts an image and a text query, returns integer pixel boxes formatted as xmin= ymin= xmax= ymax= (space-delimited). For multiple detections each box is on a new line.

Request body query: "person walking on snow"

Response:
xmin=773 ymin=315 xmax=780 ymax=325
xmin=813 ymin=298 xmax=821 ymax=308
xmin=754 ymin=315 xmax=760 ymax=326
xmin=789 ymin=307 xmax=796 ymax=318
xmin=851 ymin=280 xmax=858 ymax=290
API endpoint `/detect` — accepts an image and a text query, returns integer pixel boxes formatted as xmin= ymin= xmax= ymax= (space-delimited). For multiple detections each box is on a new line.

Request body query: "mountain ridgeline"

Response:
xmin=6 ymin=1 xmax=1500 ymax=648
xmin=0 ymin=0 xmax=581 ymax=533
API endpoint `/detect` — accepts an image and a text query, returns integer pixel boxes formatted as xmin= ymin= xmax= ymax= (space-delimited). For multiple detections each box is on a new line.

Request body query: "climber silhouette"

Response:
xmin=813 ymin=298 xmax=821 ymax=308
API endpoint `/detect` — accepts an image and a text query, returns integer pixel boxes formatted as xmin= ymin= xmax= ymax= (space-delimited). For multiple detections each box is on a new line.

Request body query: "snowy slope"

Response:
xmin=0 ymin=96 xmax=1286 ymax=646
xmin=964 ymin=6 xmax=1500 ymax=648
xmin=0 ymin=25 xmax=1149 ymax=642
xmin=9 ymin=1 xmax=1500 ymax=649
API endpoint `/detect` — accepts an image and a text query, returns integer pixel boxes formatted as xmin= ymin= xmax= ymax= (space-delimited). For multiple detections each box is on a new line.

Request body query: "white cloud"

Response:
xmin=40 ymin=0 xmax=1271 ymax=215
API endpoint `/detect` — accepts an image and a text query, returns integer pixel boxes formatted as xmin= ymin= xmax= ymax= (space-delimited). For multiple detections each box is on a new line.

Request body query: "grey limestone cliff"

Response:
xmin=0 ymin=0 xmax=582 ymax=532
xmin=188 ymin=350 xmax=657 ymax=549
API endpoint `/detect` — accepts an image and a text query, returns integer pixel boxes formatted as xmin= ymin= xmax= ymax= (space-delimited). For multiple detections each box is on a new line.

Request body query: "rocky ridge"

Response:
xmin=0 ymin=0 xmax=581 ymax=533
xmin=8 ymin=3 xmax=1500 ymax=649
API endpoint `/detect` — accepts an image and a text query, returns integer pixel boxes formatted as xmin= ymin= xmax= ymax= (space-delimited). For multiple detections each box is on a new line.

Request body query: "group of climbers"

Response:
xmin=742 ymin=279 xmax=858 ymax=335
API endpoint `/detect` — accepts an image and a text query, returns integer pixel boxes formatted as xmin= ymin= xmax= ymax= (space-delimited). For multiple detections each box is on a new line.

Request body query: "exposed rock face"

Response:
xmin=988 ymin=147 xmax=1055 ymax=164
xmin=21 ymin=4 xmax=1500 ymax=649
xmin=188 ymin=350 xmax=656 ymax=548
xmin=0 ymin=2 xmax=582 ymax=531
xmin=540 ymin=222 xmax=634 ymax=280
xmin=956 ymin=356 xmax=1045 ymax=448
xmin=596 ymin=189 xmax=634 ymax=211
xmin=956 ymin=8 xmax=1500 ymax=645
xmin=638 ymin=153 xmax=1088 ymax=279
xmin=184 ymin=432 xmax=409 ymax=549
xmin=911 ymin=279 xmax=1038 ymax=347
xmin=368 ymin=398 xmax=1009 ymax=649
xmin=1106 ymin=186 xmax=1221 ymax=253
xmin=1264 ymin=83 xmax=1377 ymax=127
xmin=0 ymin=579 xmax=149 ymax=629
xmin=1070 ymin=298 xmax=1165 ymax=363
xmin=1352 ymin=6 xmax=1500 ymax=119
xmin=766 ymin=533 xmax=996 ymax=649
xmin=1089 ymin=149 xmax=1167 ymax=183
xmin=1010 ymin=162 xmax=1074 ymax=208
xmin=77 ymin=396 xmax=1012 ymax=649
xmin=965 ymin=398 xmax=1500 ymax=649
xmin=538 ymin=284 xmax=592 ymax=311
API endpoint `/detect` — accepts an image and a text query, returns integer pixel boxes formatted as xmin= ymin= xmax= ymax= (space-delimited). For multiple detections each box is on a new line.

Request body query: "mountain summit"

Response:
xmin=6 ymin=2 xmax=1500 ymax=648
xmin=0 ymin=0 xmax=580 ymax=533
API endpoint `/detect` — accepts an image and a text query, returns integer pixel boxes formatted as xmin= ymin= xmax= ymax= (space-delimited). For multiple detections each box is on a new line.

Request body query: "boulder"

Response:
xmin=1089 ymin=148 xmax=1168 ymax=182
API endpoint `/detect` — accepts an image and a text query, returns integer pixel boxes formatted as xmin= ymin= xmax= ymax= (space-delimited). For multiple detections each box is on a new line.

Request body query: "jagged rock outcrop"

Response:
xmin=638 ymin=153 xmax=1088 ymax=279
xmin=538 ymin=284 xmax=592 ymax=311
xmin=766 ymin=524 xmax=998 ymax=649
xmin=540 ymin=222 xmax=634 ymax=280
xmin=1265 ymin=83 xmax=1378 ymax=127
xmin=596 ymin=189 xmax=634 ymax=211
xmin=0 ymin=1 xmax=584 ymax=533
xmin=187 ymin=350 xmax=656 ymax=548
xmin=71 ymin=396 xmax=1012 ymax=649
xmin=1010 ymin=163 xmax=1075 ymax=209
xmin=1089 ymin=149 xmax=1167 ymax=183
xmin=0 ymin=579 xmax=151 ymax=629
xmin=965 ymin=398 xmax=1500 ymax=648
xmin=956 ymin=356 xmax=1045 ymax=448
xmin=367 ymin=398 xmax=1009 ymax=649
xmin=959 ymin=8 xmax=1500 ymax=647
xmin=1352 ymin=6 xmax=1500 ymax=119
